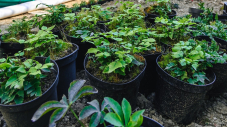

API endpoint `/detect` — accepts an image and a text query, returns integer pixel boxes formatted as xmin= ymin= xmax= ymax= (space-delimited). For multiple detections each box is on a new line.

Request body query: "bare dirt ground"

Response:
xmin=0 ymin=0 xmax=227 ymax=127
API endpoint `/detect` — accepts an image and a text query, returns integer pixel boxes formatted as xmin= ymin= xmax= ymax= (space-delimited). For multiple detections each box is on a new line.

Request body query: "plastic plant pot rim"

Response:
xmin=156 ymin=54 xmax=216 ymax=87
xmin=0 ymin=57 xmax=59 ymax=107
xmin=55 ymin=43 xmax=79 ymax=61
xmin=145 ymin=10 xmax=177 ymax=17
xmin=84 ymin=54 xmax=147 ymax=86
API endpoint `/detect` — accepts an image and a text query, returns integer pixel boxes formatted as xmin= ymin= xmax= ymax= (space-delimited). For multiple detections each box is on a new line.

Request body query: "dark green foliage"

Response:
xmin=0 ymin=57 xmax=53 ymax=104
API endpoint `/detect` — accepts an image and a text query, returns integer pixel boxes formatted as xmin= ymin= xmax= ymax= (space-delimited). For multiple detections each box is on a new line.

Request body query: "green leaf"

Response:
xmin=79 ymin=105 xmax=97 ymax=120
xmin=0 ymin=58 xmax=6 ymax=63
xmin=104 ymin=97 xmax=124 ymax=122
xmin=49 ymin=107 xmax=68 ymax=127
xmin=87 ymin=48 xmax=99 ymax=54
xmin=0 ymin=63 xmax=11 ymax=69
xmin=131 ymin=110 xmax=145 ymax=122
xmin=14 ymin=96 xmax=23 ymax=104
xmin=31 ymin=101 xmax=67 ymax=122
xmin=133 ymin=115 xmax=143 ymax=127
xmin=192 ymin=63 xmax=198 ymax=70
xmin=45 ymin=56 xmax=51 ymax=63
xmin=5 ymin=75 xmax=17 ymax=88
xmin=16 ymin=66 xmax=26 ymax=73
xmin=68 ymin=80 xmax=86 ymax=103
xmin=89 ymin=112 xmax=101 ymax=127
xmin=104 ymin=112 xmax=124 ymax=126
xmin=122 ymin=98 xmax=131 ymax=125
xmin=104 ymin=61 xmax=122 ymax=73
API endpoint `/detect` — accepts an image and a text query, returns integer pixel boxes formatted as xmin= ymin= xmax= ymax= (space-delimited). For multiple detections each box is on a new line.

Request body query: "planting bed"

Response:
xmin=1 ymin=0 xmax=227 ymax=127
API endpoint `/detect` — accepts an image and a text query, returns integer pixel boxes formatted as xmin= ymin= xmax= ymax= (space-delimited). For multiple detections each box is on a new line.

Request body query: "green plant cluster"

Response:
xmin=32 ymin=79 xmax=145 ymax=127
xmin=64 ymin=5 xmax=112 ymax=39
xmin=159 ymin=39 xmax=227 ymax=85
xmin=18 ymin=26 xmax=73 ymax=60
xmin=145 ymin=0 xmax=172 ymax=18
xmin=0 ymin=57 xmax=54 ymax=104
xmin=34 ymin=4 xmax=70 ymax=29
xmin=1 ymin=16 xmax=34 ymax=43
xmin=153 ymin=17 xmax=195 ymax=46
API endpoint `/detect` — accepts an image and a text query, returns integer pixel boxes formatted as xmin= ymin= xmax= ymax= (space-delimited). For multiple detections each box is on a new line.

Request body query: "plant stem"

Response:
xmin=70 ymin=107 xmax=85 ymax=127
xmin=103 ymin=121 xmax=107 ymax=127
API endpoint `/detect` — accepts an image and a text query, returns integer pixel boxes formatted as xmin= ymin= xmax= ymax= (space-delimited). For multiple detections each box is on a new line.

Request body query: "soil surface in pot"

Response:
xmin=51 ymin=43 xmax=77 ymax=60
xmin=85 ymin=54 xmax=145 ymax=83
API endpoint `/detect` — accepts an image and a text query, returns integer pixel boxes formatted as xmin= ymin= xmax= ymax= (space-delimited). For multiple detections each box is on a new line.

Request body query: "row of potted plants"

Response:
xmin=0 ymin=0 xmax=227 ymax=126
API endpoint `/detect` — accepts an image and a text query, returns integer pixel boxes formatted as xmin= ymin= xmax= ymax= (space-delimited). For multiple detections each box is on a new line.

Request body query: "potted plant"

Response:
xmin=18 ymin=26 xmax=79 ymax=99
xmin=35 ymin=4 xmax=70 ymax=39
xmin=83 ymin=30 xmax=146 ymax=108
xmin=105 ymin=1 xmax=146 ymax=30
xmin=144 ymin=0 xmax=176 ymax=24
xmin=0 ymin=16 xmax=34 ymax=56
xmin=153 ymin=17 xmax=194 ymax=48
xmin=32 ymin=79 xmax=98 ymax=127
xmin=188 ymin=2 xmax=205 ymax=18
xmin=97 ymin=27 xmax=164 ymax=95
xmin=63 ymin=6 xmax=112 ymax=70
xmin=0 ymin=56 xmax=59 ymax=127
xmin=32 ymin=81 xmax=163 ymax=127
xmin=155 ymin=39 xmax=216 ymax=124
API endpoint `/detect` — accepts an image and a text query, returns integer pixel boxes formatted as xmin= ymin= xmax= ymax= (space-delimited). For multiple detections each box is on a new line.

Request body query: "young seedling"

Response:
xmin=31 ymin=79 xmax=98 ymax=127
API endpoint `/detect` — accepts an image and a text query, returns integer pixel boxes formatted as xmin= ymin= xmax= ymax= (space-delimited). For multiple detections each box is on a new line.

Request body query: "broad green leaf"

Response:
xmin=31 ymin=101 xmax=67 ymax=122
xmin=104 ymin=97 xmax=124 ymax=122
xmin=87 ymin=48 xmax=99 ymax=54
xmin=133 ymin=115 xmax=143 ymax=127
xmin=5 ymin=75 xmax=17 ymax=88
xmin=192 ymin=63 xmax=198 ymax=70
xmin=89 ymin=112 xmax=101 ymax=127
xmin=122 ymin=98 xmax=131 ymax=125
xmin=0 ymin=58 xmax=6 ymax=63
xmin=49 ymin=107 xmax=68 ymax=127
xmin=104 ymin=112 xmax=124 ymax=126
xmin=0 ymin=63 xmax=11 ymax=69
xmin=72 ymin=85 xmax=98 ymax=104
xmin=68 ymin=80 xmax=86 ymax=103
xmin=45 ymin=56 xmax=51 ymax=63
xmin=79 ymin=105 xmax=97 ymax=120
xmin=105 ymin=61 xmax=122 ymax=73
xmin=14 ymin=96 xmax=23 ymax=104
xmin=87 ymin=99 xmax=100 ymax=111
xmin=131 ymin=110 xmax=145 ymax=122
xmin=16 ymin=66 xmax=26 ymax=73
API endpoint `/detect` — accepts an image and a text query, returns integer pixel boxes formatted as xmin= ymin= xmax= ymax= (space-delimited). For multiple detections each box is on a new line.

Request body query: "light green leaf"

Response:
xmin=122 ymin=98 xmax=131 ymax=125
xmin=104 ymin=112 xmax=124 ymax=126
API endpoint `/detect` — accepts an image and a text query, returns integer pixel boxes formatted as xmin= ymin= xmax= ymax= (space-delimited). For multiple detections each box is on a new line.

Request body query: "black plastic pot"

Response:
xmin=64 ymin=31 xmax=95 ymax=71
xmin=55 ymin=43 xmax=79 ymax=99
xmin=97 ymin=1 xmax=106 ymax=4
xmin=145 ymin=10 xmax=177 ymax=24
xmin=0 ymin=35 xmax=25 ymax=56
xmin=139 ymin=49 xmax=164 ymax=96
xmin=84 ymin=54 xmax=146 ymax=109
xmin=194 ymin=35 xmax=212 ymax=42
xmin=188 ymin=8 xmax=204 ymax=18
xmin=206 ymin=37 xmax=227 ymax=96
xmin=0 ymin=57 xmax=59 ymax=127
xmin=98 ymin=116 xmax=163 ymax=127
xmin=155 ymin=55 xmax=216 ymax=124
xmin=52 ymin=29 xmax=62 ymax=39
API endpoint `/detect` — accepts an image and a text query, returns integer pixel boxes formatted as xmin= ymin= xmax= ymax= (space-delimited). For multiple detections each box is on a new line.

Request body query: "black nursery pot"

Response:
xmin=84 ymin=54 xmax=146 ymax=109
xmin=0 ymin=35 xmax=25 ymax=56
xmin=145 ymin=10 xmax=176 ymax=24
xmin=188 ymin=8 xmax=204 ymax=18
xmin=0 ymin=57 xmax=59 ymax=127
xmin=64 ymin=31 xmax=95 ymax=71
xmin=206 ymin=37 xmax=227 ymax=96
xmin=155 ymin=55 xmax=216 ymax=124
xmin=139 ymin=49 xmax=164 ymax=96
xmin=55 ymin=43 xmax=79 ymax=99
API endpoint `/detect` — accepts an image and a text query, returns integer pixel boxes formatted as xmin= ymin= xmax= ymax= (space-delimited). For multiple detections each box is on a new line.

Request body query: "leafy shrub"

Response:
xmin=0 ymin=57 xmax=54 ymax=104
xmin=19 ymin=26 xmax=73 ymax=60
